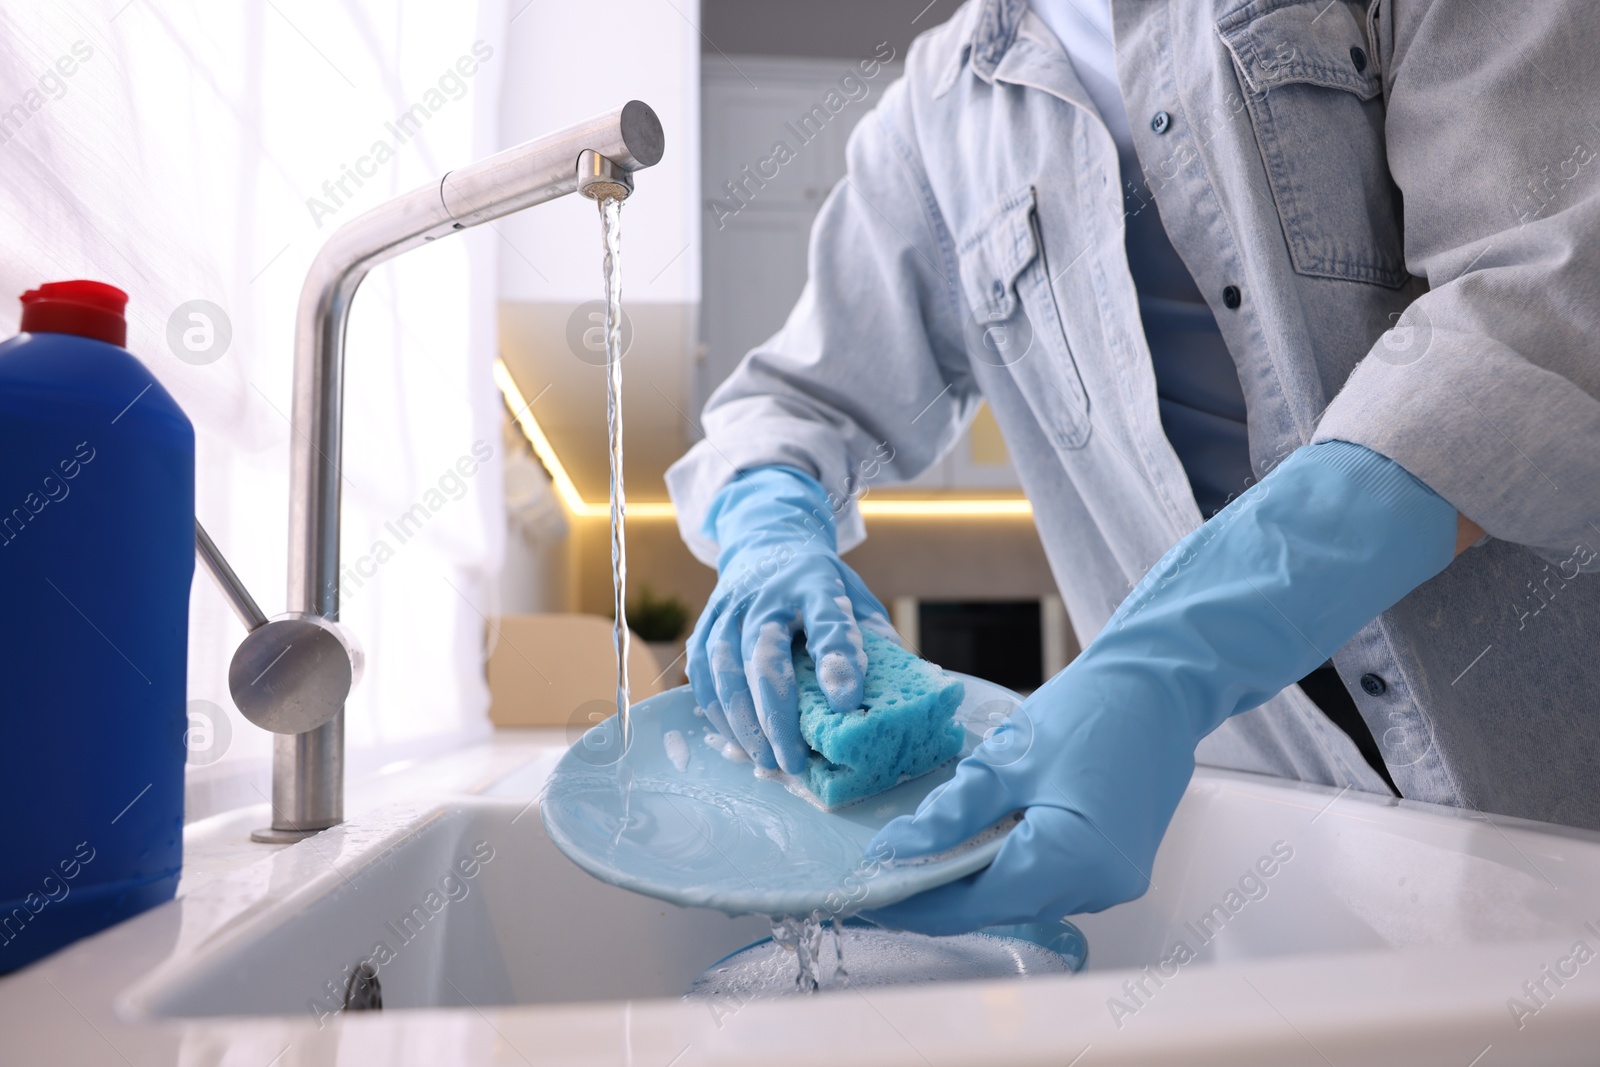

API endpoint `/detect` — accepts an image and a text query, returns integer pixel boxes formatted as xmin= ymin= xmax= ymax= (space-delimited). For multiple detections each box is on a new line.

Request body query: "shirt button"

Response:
xmin=1150 ymin=110 xmax=1171 ymax=135
xmin=1222 ymin=284 xmax=1242 ymax=309
xmin=1350 ymin=46 xmax=1369 ymax=72
xmin=1360 ymin=673 xmax=1387 ymax=696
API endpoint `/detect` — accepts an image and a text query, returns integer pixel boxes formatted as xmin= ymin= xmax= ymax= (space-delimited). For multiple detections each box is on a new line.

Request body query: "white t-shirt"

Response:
xmin=1028 ymin=0 xmax=1133 ymax=156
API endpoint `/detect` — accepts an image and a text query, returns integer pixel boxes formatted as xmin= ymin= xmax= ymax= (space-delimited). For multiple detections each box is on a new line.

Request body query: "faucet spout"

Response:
xmin=250 ymin=101 xmax=664 ymax=843
xmin=576 ymin=149 xmax=635 ymax=202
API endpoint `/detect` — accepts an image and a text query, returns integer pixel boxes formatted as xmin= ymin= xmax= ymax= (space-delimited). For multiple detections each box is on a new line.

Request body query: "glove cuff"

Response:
xmin=1096 ymin=440 xmax=1458 ymax=733
xmin=704 ymin=464 xmax=840 ymax=568
xmin=1302 ymin=439 xmax=1459 ymax=543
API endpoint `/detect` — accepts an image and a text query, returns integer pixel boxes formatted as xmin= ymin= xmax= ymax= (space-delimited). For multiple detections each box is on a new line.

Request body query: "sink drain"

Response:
xmin=344 ymin=962 xmax=382 ymax=1012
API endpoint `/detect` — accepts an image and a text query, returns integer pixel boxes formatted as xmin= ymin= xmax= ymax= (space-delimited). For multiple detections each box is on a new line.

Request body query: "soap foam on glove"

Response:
xmin=688 ymin=465 xmax=896 ymax=773
xmin=788 ymin=629 xmax=965 ymax=810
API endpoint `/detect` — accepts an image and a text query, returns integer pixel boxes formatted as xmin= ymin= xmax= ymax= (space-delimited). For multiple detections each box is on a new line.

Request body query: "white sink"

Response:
xmin=132 ymin=759 xmax=1600 ymax=1017
xmin=129 ymin=794 xmax=773 ymax=1017
xmin=6 ymin=734 xmax=1600 ymax=1065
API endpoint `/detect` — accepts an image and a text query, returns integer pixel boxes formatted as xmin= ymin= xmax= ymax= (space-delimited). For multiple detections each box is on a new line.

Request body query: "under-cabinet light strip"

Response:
xmin=494 ymin=360 xmax=1034 ymax=521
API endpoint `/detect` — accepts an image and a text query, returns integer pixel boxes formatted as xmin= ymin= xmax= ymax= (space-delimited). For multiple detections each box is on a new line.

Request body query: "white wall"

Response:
xmin=497 ymin=0 xmax=700 ymax=307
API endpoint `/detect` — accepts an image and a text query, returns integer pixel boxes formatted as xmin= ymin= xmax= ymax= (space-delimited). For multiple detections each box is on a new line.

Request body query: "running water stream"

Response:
xmin=594 ymin=197 xmax=838 ymax=988
xmin=686 ymin=916 xmax=1081 ymax=1000
xmin=595 ymin=194 xmax=635 ymax=854
xmin=595 ymin=199 xmax=845 ymax=992
xmin=770 ymin=914 xmax=848 ymax=992
xmin=599 ymin=196 xmax=630 ymax=753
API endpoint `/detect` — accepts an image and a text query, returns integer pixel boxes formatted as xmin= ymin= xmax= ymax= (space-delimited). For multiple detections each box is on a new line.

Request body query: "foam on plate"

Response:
xmin=703 ymin=731 xmax=750 ymax=763
xmin=663 ymin=729 xmax=690 ymax=772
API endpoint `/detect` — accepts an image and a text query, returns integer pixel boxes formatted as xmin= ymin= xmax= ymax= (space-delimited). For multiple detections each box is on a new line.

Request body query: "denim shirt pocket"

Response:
xmin=1218 ymin=0 xmax=1408 ymax=288
xmin=956 ymin=187 xmax=1091 ymax=450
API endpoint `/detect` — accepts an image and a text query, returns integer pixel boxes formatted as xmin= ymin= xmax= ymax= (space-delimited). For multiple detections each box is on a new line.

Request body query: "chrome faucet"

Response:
xmin=195 ymin=102 xmax=663 ymax=843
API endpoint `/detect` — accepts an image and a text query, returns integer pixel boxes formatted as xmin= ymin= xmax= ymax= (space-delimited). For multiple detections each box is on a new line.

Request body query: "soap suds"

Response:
xmin=837 ymin=596 xmax=870 ymax=662
xmin=663 ymin=729 xmax=690 ymax=772
xmin=816 ymin=650 xmax=859 ymax=707
xmin=888 ymin=812 xmax=1023 ymax=867
xmin=710 ymin=634 xmax=741 ymax=674
xmin=719 ymin=685 xmax=771 ymax=765
xmin=753 ymin=764 xmax=831 ymax=811
xmin=703 ymin=731 xmax=750 ymax=763
xmin=750 ymin=621 xmax=797 ymax=704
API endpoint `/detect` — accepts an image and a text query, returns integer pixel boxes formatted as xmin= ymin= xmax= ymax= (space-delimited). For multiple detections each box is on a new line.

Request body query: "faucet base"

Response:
xmin=249 ymin=826 xmax=327 ymax=845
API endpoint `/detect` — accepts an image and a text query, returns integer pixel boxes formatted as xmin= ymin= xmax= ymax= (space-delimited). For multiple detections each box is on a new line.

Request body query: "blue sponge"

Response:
xmin=794 ymin=629 xmax=966 ymax=809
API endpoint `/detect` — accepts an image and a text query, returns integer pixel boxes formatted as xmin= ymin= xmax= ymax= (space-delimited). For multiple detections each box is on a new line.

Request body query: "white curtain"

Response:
xmin=0 ymin=1 xmax=508 ymax=781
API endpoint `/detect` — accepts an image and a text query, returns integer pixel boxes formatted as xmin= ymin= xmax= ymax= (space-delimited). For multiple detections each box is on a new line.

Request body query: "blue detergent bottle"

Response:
xmin=0 ymin=281 xmax=193 ymax=972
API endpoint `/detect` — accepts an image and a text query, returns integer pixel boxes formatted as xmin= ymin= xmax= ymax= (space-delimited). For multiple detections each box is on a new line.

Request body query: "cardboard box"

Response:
xmin=487 ymin=614 xmax=668 ymax=728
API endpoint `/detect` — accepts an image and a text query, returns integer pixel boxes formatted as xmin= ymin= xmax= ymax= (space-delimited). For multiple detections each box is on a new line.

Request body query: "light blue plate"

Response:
xmin=541 ymin=674 xmax=1024 ymax=916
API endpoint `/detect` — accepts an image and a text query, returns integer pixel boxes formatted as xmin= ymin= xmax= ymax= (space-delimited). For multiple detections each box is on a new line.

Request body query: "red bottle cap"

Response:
xmin=19 ymin=280 xmax=128 ymax=347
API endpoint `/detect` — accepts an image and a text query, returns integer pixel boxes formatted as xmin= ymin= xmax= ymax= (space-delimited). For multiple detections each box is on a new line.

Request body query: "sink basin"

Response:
xmin=1069 ymin=774 xmax=1597 ymax=970
xmin=129 ymin=748 xmax=1600 ymax=1020
xmin=131 ymin=794 xmax=773 ymax=1018
xmin=3 ymin=734 xmax=1580 ymax=1065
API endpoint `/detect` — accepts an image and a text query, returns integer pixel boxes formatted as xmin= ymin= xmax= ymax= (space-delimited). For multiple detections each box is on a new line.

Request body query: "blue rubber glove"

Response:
xmin=864 ymin=441 xmax=1458 ymax=935
xmin=687 ymin=465 xmax=895 ymax=772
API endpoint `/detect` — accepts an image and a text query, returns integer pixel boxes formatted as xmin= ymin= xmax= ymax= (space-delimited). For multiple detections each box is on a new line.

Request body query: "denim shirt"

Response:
xmin=667 ymin=0 xmax=1600 ymax=828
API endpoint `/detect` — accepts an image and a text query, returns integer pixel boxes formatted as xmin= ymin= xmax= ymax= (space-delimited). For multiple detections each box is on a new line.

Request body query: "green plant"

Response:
xmin=624 ymin=584 xmax=690 ymax=643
